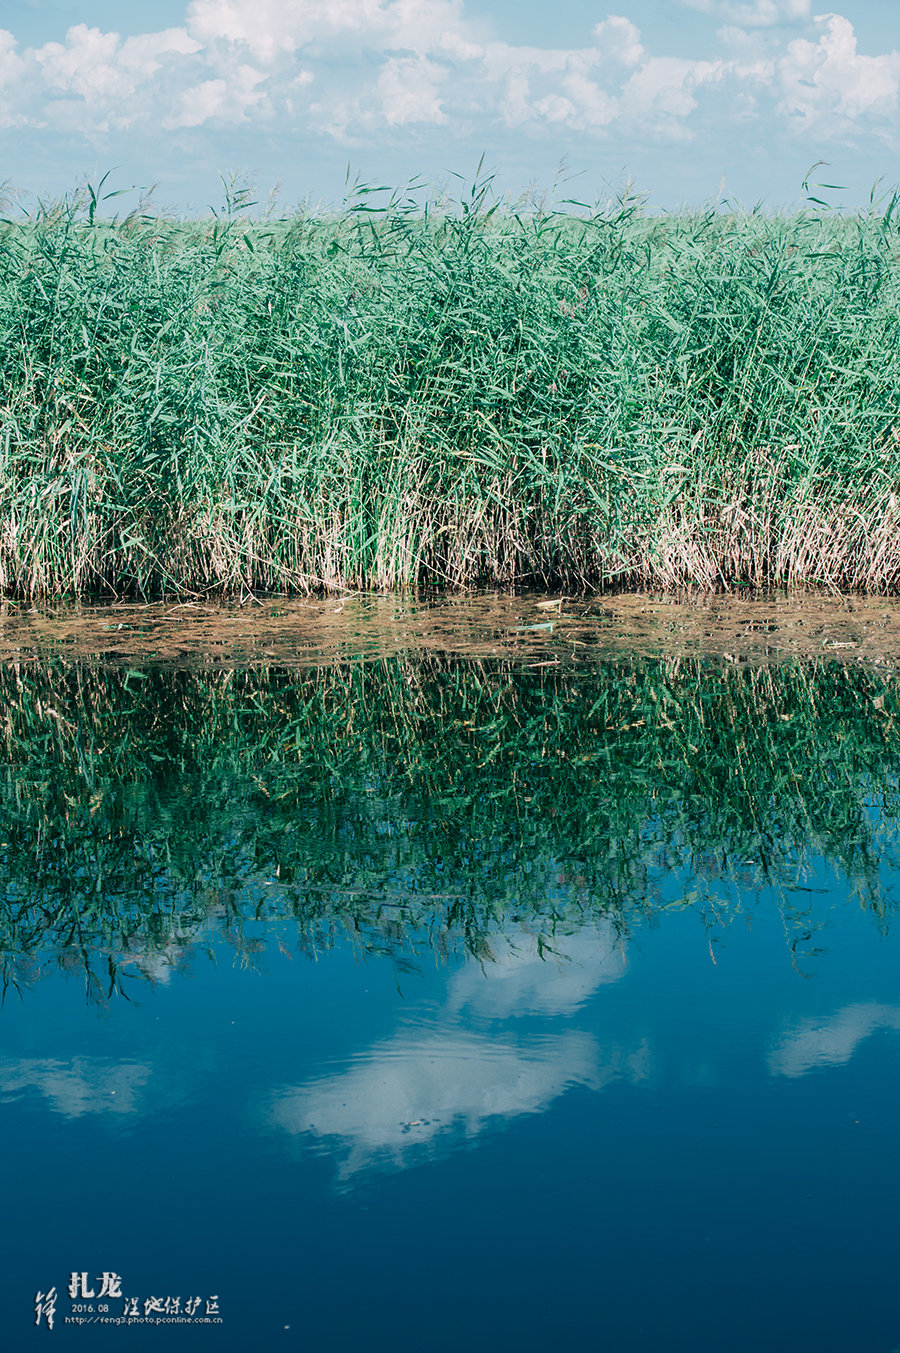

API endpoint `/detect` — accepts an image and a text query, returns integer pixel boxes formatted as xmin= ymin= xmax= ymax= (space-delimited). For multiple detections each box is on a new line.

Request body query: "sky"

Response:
xmin=1 ymin=0 xmax=899 ymax=213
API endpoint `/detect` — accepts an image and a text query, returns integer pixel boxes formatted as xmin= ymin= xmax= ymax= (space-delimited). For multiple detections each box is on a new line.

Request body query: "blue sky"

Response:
xmin=2 ymin=0 xmax=899 ymax=212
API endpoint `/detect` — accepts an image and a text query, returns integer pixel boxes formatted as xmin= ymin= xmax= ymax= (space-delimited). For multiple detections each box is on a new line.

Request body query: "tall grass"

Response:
xmin=2 ymin=172 xmax=900 ymax=597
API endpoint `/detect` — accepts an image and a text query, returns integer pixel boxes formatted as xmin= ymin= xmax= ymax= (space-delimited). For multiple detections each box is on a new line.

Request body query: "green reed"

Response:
xmin=1 ymin=655 xmax=898 ymax=1000
xmin=1 ymin=172 xmax=900 ymax=597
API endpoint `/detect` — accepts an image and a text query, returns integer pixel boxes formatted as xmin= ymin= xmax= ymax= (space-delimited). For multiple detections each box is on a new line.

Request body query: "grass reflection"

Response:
xmin=1 ymin=655 xmax=898 ymax=1002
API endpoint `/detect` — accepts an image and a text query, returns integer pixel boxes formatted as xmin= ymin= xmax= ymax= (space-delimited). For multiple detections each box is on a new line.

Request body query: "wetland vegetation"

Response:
xmin=2 ymin=172 xmax=900 ymax=598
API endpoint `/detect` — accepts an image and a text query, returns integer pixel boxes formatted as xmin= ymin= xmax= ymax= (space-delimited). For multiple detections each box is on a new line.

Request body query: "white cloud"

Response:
xmin=186 ymin=0 xmax=303 ymax=59
xmin=167 ymin=62 xmax=267 ymax=128
xmin=593 ymin=15 xmax=644 ymax=67
xmin=621 ymin=56 xmax=725 ymax=137
xmin=185 ymin=0 xmax=471 ymax=60
xmin=1 ymin=6 xmax=898 ymax=162
xmin=556 ymin=70 xmax=619 ymax=129
xmin=777 ymin=13 xmax=900 ymax=133
xmin=172 ymin=77 xmax=229 ymax=127
xmin=30 ymin=23 xmax=202 ymax=133
xmin=682 ymin=0 xmax=812 ymax=24
xmin=377 ymin=55 xmax=447 ymax=126
xmin=0 ymin=28 xmax=27 ymax=128
xmin=37 ymin=24 xmax=199 ymax=100
xmin=534 ymin=92 xmax=578 ymax=124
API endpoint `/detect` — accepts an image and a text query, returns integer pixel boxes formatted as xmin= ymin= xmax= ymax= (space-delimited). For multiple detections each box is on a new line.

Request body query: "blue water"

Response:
xmin=3 ymin=654 xmax=900 ymax=1351
xmin=3 ymin=880 xmax=900 ymax=1351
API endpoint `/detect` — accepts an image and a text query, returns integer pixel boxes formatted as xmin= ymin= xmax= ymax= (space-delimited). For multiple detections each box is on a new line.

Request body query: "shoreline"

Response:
xmin=5 ymin=589 xmax=900 ymax=669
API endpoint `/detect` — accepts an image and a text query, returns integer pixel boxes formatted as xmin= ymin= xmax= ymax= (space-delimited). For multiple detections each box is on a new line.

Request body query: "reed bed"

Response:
xmin=2 ymin=173 xmax=900 ymax=597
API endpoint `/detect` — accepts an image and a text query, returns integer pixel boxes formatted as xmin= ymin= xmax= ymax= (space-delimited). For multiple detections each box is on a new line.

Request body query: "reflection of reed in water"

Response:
xmin=0 ymin=653 xmax=898 ymax=1001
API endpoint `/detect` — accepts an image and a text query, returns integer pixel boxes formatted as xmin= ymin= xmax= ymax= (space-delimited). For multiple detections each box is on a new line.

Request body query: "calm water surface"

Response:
xmin=2 ymin=653 xmax=899 ymax=1351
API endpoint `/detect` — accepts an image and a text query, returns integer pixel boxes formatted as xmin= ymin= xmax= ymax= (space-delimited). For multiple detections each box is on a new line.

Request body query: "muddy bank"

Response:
xmin=2 ymin=590 xmax=900 ymax=670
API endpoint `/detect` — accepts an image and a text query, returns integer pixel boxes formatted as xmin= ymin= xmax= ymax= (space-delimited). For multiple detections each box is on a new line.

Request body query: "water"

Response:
xmin=2 ymin=652 xmax=900 ymax=1351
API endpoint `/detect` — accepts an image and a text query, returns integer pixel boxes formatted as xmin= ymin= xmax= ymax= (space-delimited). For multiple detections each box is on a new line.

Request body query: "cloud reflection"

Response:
xmin=768 ymin=1002 xmax=900 ymax=1078
xmin=447 ymin=923 xmax=626 ymax=1018
xmin=270 ymin=1028 xmax=650 ymax=1180
xmin=267 ymin=921 xmax=644 ymax=1180
xmin=0 ymin=1055 xmax=152 ymax=1117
